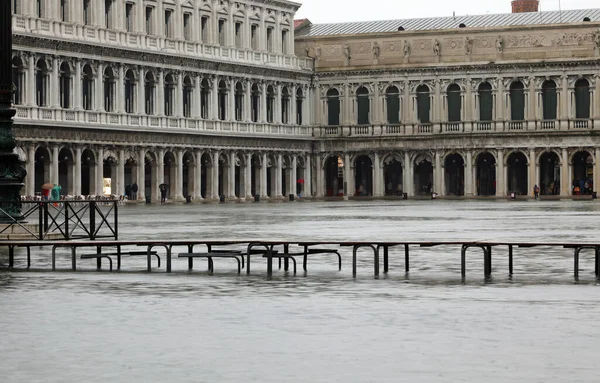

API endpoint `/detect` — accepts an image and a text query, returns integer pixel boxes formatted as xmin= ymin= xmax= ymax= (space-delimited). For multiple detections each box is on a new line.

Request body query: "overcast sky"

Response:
xmin=295 ymin=0 xmax=599 ymax=23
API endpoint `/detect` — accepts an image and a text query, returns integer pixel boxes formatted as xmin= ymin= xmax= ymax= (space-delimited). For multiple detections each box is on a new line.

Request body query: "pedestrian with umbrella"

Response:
xmin=41 ymin=183 xmax=53 ymax=200
xmin=159 ymin=184 xmax=168 ymax=205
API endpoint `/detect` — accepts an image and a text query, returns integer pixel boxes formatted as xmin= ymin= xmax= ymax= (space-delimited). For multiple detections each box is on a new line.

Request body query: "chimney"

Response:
xmin=511 ymin=0 xmax=539 ymax=13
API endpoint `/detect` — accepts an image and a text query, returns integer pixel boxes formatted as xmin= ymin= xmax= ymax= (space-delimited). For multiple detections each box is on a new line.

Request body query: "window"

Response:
xmin=183 ymin=77 xmax=193 ymax=118
xmin=201 ymin=16 xmax=209 ymax=42
xmin=35 ymin=59 xmax=49 ymax=107
xmin=125 ymin=3 xmax=134 ymax=32
xmin=218 ymin=80 xmax=227 ymax=120
xmin=575 ymin=79 xmax=591 ymax=119
xmin=59 ymin=62 xmax=72 ymax=109
xmin=478 ymin=82 xmax=493 ymax=121
xmin=145 ymin=72 xmax=155 ymax=115
xmin=183 ymin=13 xmax=191 ymax=41
xmin=218 ymin=19 xmax=226 ymax=46
xmin=103 ymin=67 xmax=115 ymax=112
xmin=447 ymin=84 xmax=461 ymax=122
xmin=12 ymin=57 xmax=25 ymax=105
xmin=164 ymin=74 xmax=175 ymax=116
xmin=60 ymin=0 xmax=69 ymax=22
xmin=386 ymin=86 xmax=400 ymax=124
xmin=82 ymin=65 xmax=93 ymax=110
xmin=164 ymin=9 xmax=173 ymax=38
xmin=266 ymin=27 xmax=274 ymax=52
xmin=416 ymin=85 xmax=430 ymax=123
xmin=281 ymin=87 xmax=290 ymax=124
xmin=235 ymin=22 xmax=242 ymax=48
xmin=200 ymin=79 xmax=209 ymax=119
xmin=541 ymin=80 xmax=557 ymax=120
xmin=356 ymin=86 xmax=370 ymax=125
xmin=266 ymin=85 xmax=275 ymax=123
xmin=251 ymin=25 xmax=258 ymax=50
xmin=36 ymin=0 xmax=43 ymax=18
xmin=235 ymin=83 xmax=244 ymax=121
xmin=12 ymin=0 xmax=20 ymax=15
xmin=124 ymin=70 xmax=135 ymax=114
xmin=83 ymin=0 xmax=91 ymax=25
xmin=327 ymin=89 xmax=340 ymax=126
xmin=251 ymin=84 xmax=260 ymax=122
xmin=296 ymin=88 xmax=303 ymax=125
xmin=281 ymin=30 xmax=288 ymax=54
xmin=510 ymin=81 xmax=525 ymax=121
xmin=104 ymin=0 xmax=113 ymax=29
xmin=145 ymin=6 xmax=154 ymax=34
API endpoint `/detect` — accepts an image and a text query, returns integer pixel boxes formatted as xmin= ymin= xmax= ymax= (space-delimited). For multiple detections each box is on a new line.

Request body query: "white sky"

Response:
xmin=294 ymin=0 xmax=599 ymax=23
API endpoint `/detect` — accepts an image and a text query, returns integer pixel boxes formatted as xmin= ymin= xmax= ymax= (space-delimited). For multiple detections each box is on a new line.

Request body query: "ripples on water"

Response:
xmin=1 ymin=200 xmax=599 ymax=382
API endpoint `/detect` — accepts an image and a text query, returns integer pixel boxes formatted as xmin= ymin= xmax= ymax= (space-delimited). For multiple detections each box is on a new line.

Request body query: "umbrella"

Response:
xmin=42 ymin=183 xmax=54 ymax=190
xmin=297 ymin=179 xmax=305 ymax=183
xmin=159 ymin=183 xmax=168 ymax=191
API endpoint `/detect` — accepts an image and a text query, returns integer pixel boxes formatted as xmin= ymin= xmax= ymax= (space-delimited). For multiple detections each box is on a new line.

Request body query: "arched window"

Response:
xmin=266 ymin=85 xmax=275 ymax=123
xmin=478 ymin=82 xmax=493 ymax=121
xmin=447 ymin=84 xmax=461 ymax=122
xmin=200 ymin=79 xmax=209 ymax=119
xmin=251 ymin=84 xmax=260 ymax=122
xmin=164 ymin=73 xmax=175 ymax=116
xmin=356 ymin=86 xmax=370 ymax=125
xmin=327 ymin=88 xmax=340 ymax=126
xmin=575 ymin=79 xmax=590 ymax=119
xmin=59 ymin=62 xmax=72 ymax=109
xmin=510 ymin=81 xmax=525 ymax=121
xmin=124 ymin=69 xmax=135 ymax=114
xmin=82 ymin=64 xmax=94 ymax=110
xmin=218 ymin=80 xmax=227 ymax=121
xmin=296 ymin=87 xmax=304 ymax=125
xmin=145 ymin=72 xmax=156 ymax=115
xmin=416 ymin=84 xmax=430 ymax=123
xmin=281 ymin=87 xmax=290 ymax=124
xmin=35 ymin=59 xmax=49 ymax=107
xmin=542 ymin=80 xmax=557 ymax=120
xmin=183 ymin=76 xmax=193 ymax=118
xmin=235 ymin=82 xmax=244 ymax=121
xmin=103 ymin=67 xmax=115 ymax=112
xmin=386 ymin=86 xmax=400 ymax=124
xmin=12 ymin=57 xmax=25 ymax=105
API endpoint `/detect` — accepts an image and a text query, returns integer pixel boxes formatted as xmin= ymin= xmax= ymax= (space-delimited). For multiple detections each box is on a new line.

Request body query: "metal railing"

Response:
xmin=0 ymin=200 xmax=119 ymax=241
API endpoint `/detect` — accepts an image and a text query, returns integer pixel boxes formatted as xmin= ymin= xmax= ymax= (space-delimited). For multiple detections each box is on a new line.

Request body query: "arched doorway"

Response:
xmin=81 ymin=149 xmax=96 ymax=196
xmin=444 ymin=153 xmax=464 ymax=196
xmin=58 ymin=148 xmax=73 ymax=195
xmin=103 ymin=155 xmax=117 ymax=196
xmin=507 ymin=152 xmax=528 ymax=195
xmin=266 ymin=155 xmax=276 ymax=197
xmin=123 ymin=155 xmax=136 ymax=199
xmin=572 ymin=151 xmax=594 ymax=195
xmin=414 ymin=156 xmax=433 ymax=195
xmin=200 ymin=153 xmax=212 ymax=199
xmin=144 ymin=152 xmax=157 ymax=200
xmin=182 ymin=152 xmax=195 ymax=199
xmin=354 ymin=155 xmax=373 ymax=196
xmin=539 ymin=151 xmax=560 ymax=195
xmin=383 ymin=156 xmax=403 ymax=196
xmin=325 ymin=156 xmax=343 ymax=196
xmin=163 ymin=151 xmax=176 ymax=199
xmin=34 ymin=147 xmax=51 ymax=195
xmin=476 ymin=152 xmax=496 ymax=196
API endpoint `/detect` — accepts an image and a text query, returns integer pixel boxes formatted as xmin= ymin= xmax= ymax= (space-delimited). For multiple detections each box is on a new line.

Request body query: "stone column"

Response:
xmin=117 ymin=64 xmax=124 ymax=113
xmin=194 ymin=150 xmax=203 ymax=200
xmin=316 ymin=156 xmax=324 ymax=198
xmin=74 ymin=146 xmax=82 ymax=196
xmin=245 ymin=153 xmax=252 ymax=199
xmin=404 ymin=152 xmax=412 ymax=197
xmin=496 ymin=78 xmax=504 ymax=124
xmin=137 ymin=67 xmax=145 ymax=114
xmin=228 ymin=79 xmax=235 ymax=122
xmin=157 ymin=70 xmax=164 ymax=115
xmin=95 ymin=62 xmax=104 ymax=111
xmin=26 ymin=145 xmax=36 ymax=196
xmin=276 ymin=153 xmax=283 ymax=197
xmin=51 ymin=145 xmax=59 ymax=185
xmin=176 ymin=71 xmax=184 ymax=117
xmin=96 ymin=147 xmax=104 ymax=196
xmin=496 ymin=149 xmax=505 ymax=197
xmin=561 ymin=148 xmax=570 ymax=197
xmin=373 ymin=152 xmax=382 ymax=197
xmin=305 ymin=154 xmax=313 ymax=197
xmin=595 ymin=148 xmax=600 ymax=195
xmin=137 ymin=149 xmax=145 ymax=200
xmin=290 ymin=85 xmax=297 ymax=125
xmin=50 ymin=56 xmax=59 ymax=107
xmin=176 ymin=149 xmax=184 ymax=200
xmin=261 ymin=152 xmax=268 ymax=198
xmin=245 ymin=80 xmax=252 ymax=122
xmin=434 ymin=151 xmax=442 ymax=196
xmin=27 ymin=54 xmax=36 ymax=106
xmin=74 ymin=59 xmax=82 ymax=109
xmin=342 ymin=83 xmax=351 ymax=125
xmin=117 ymin=149 xmax=125 ymax=198
xmin=560 ymin=75 xmax=569 ymax=122
xmin=260 ymin=82 xmax=267 ymax=123
xmin=528 ymin=76 xmax=536 ymax=129
xmin=212 ymin=151 xmax=220 ymax=199
xmin=465 ymin=150 xmax=473 ymax=196
xmin=211 ymin=77 xmax=219 ymax=120
xmin=228 ymin=152 xmax=236 ymax=198
xmin=275 ymin=83 xmax=282 ymax=124
xmin=528 ymin=148 xmax=536 ymax=197
xmin=344 ymin=153 xmax=353 ymax=196
xmin=290 ymin=155 xmax=298 ymax=197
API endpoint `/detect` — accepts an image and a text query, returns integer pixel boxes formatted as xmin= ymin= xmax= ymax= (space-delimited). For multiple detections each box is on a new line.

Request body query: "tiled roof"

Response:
xmin=294 ymin=19 xmax=310 ymax=29
xmin=296 ymin=9 xmax=600 ymax=37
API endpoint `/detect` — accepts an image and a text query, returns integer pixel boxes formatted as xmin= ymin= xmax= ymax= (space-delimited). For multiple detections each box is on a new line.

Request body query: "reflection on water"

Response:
xmin=1 ymin=200 xmax=600 ymax=382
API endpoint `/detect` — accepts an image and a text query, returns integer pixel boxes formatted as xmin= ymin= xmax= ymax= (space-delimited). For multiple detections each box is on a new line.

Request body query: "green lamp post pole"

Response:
xmin=0 ymin=2 xmax=26 ymax=223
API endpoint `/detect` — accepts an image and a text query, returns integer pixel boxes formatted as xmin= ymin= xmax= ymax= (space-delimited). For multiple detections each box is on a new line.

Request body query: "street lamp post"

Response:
xmin=0 ymin=2 xmax=26 ymax=223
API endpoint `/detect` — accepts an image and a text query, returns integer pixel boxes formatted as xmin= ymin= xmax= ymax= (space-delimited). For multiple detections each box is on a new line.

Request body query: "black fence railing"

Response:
xmin=0 ymin=200 xmax=118 ymax=241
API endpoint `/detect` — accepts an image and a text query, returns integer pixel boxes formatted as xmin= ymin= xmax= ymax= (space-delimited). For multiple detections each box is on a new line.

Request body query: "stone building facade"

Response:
xmin=10 ymin=1 xmax=600 ymax=200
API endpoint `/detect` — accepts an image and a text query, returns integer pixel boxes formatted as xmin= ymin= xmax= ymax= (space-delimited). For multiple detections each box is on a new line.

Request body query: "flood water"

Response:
xmin=1 ymin=200 xmax=599 ymax=382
